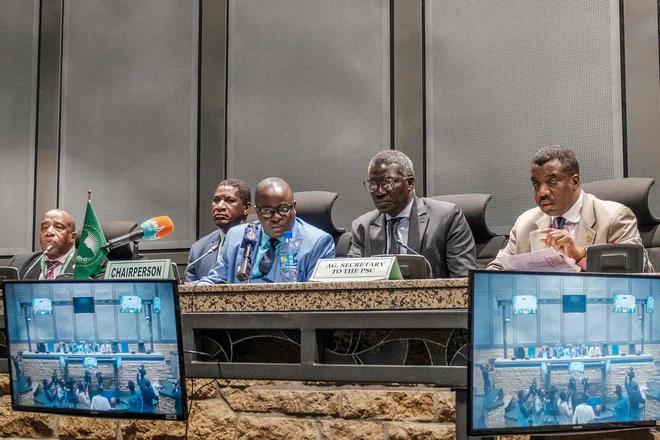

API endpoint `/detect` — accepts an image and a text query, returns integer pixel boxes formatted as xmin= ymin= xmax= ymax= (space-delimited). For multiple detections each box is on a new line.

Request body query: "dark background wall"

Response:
xmin=1 ymin=0 xmax=659 ymax=261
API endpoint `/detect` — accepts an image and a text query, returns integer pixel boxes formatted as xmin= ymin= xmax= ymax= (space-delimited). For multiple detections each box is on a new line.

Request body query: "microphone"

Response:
xmin=23 ymin=245 xmax=53 ymax=280
xmin=102 ymin=216 xmax=174 ymax=249
xmin=184 ymin=243 xmax=220 ymax=281
xmin=395 ymin=238 xmax=434 ymax=278
xmin=236 ymin=223 xmax=259 ymax=282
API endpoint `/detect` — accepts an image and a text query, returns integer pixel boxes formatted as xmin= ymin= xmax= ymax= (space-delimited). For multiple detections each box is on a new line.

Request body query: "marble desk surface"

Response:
xmin=178 ymin=278 xmax=468 ymax=312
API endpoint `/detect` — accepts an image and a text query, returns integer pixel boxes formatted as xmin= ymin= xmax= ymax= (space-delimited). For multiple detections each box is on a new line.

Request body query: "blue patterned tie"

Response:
xmin=258 ymin=238 xmax=278 ymax=276
xmin=387 ymin=218 xmax=402 ymax=254
xmin=45 ymin=260 xmax=60 ymax=280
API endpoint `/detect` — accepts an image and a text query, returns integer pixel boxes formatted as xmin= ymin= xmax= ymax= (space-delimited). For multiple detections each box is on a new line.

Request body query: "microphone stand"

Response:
xmin=395 ymin=239 xmax=434 ymax=278
xmin=132 ymin=241 xmax=141 ymax=260
xmin=23 ymin=245 xmax=53 ymax=280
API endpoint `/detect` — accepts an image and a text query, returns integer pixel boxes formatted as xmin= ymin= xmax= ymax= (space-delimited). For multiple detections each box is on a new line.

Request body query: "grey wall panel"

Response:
xmin=624 ymin=0 xmax=660 ymax=216
xmin=58 ymin=0 xmax=199 ymax=249
xmin=226 ymin=0 xmax=390 ymax=230
xmin=198 ymin=0 xmax=228 ymax=238
xmin=0 ymin=0 xmax=39 ymax=256
xmin=426 ymin=0 xmax=623 ymax=230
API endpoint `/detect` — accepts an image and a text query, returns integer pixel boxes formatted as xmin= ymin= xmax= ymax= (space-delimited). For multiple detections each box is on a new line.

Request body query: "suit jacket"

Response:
xmin=347 ymin=197 xmax=477 ymax=278
xmin=185 ymin=229 xmax=222 ymax=282
xmin=9 ymin=250 xmax=107 ymax=280
xmin=198 ymin=218 xmax=335 ymax=284
xmin=487 ymin=192 xmax=643 ymax=270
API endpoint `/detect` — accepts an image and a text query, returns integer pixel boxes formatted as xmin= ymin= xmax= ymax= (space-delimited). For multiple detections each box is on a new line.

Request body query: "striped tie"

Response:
xmin=45 ymin=260 xmax=60 ymax=280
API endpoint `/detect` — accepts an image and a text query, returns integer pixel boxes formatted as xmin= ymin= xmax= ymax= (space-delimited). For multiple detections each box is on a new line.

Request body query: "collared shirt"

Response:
xmin=39 ymin=248 xmax=74 ymax=280
xmin=385 ymin=198 xmax=414 ymax=254
xmin=552 ymin=190 xmax=583 ymax=242
xmin=251 ymin=229 xmax=281 ymax=279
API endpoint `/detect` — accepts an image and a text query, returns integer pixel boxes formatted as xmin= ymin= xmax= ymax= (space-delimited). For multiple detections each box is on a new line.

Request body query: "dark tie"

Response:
xmin=555 ymin=216 xmax=566 ymax=230
xmin=258 ymin=238 xmax=278 ymax=276
xmin=45 ymin=260 xmax=60 ymax=280
xmin=387 ymin=217 xmax=402 ymax=254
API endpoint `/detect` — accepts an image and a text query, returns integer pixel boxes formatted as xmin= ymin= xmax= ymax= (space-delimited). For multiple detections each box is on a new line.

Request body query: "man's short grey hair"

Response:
xmin=368 ymin=150 xmax=415 ymax=178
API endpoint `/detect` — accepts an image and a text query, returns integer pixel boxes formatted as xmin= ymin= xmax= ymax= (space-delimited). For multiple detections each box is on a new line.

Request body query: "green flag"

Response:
xmin=73 ymin=201 xmax=109 ymax=279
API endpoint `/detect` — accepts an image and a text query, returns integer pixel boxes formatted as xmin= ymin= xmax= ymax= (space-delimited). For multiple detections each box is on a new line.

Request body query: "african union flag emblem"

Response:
xmin=73 ymin=201 xmax=109 ymax=279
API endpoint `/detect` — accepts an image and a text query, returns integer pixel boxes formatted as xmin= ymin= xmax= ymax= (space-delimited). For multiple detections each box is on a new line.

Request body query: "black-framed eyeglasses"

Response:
xmin=363 ymin=177 xmax=406 ymax=193
xmin=255 ymin=203 xmax=294 ymax=218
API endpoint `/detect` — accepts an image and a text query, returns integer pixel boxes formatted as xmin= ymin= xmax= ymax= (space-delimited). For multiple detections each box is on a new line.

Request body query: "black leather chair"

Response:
xmin=581 ymin=178 xmax=660 ymax=270
xmin=76 ymin=220 xmax=138 ymax=261
xmin=430 ymin=194 xmax=507 ymax=269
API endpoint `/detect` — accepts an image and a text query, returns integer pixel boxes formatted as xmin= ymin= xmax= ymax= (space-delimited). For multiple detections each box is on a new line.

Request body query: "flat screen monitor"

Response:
xmin=568 ymin=362 xmax=584 ymax=374
xmin=2 ymin=279 xmax=187 ymax=420
xmin=0 ymin=266 xmax=19 ymax=288
xmin=83 ymin=357 xmax=98 ymax=369
xmin=31 ymin=298 xmax=52 ymax=315
xmin=469 ymin=269 xmax=660 ymax=436
xmin=512 ymin=295 xmax=537 ymax=315
xmin=613 ymin=294 xmax=636 ymax=313
xmin=562 ymin=295 xmax=586 ymax=313
xmin=72 ymin=296 xmax=95 ymax=314
xmin=119 ymin=295 xmax=143 ymax=313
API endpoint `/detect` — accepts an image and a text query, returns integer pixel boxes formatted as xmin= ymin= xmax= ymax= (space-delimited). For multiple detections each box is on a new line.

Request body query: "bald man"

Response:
xmin=197 ymin=177 xmax=335 ymax=284
xmin=9 ymin=209 xmax=105 ymax=280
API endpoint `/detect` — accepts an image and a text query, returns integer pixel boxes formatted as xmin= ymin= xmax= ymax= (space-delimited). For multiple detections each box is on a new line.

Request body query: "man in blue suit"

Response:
xmin=197 ymin=177 xmax=335 ymax=284
xmin=185 ymin=179 xmax=252 ymax=282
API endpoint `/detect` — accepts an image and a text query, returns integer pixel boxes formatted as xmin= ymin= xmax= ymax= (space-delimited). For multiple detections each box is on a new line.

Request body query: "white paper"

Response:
xmin=498 ymin=248 xmax=581 ymax=272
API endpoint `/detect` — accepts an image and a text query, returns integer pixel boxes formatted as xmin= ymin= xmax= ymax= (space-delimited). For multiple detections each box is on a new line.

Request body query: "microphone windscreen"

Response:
xmin=241 ymin=224 xmax=259 ymax=248
xmin=140 ymin=216 xmax=175 ymax=240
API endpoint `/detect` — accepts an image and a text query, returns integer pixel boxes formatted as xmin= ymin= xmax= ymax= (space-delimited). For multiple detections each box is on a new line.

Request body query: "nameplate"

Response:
xmin=105 ymin=259 xmax=174 ymax=280
xmin=310 ymin=257 xmax=402 ymax=282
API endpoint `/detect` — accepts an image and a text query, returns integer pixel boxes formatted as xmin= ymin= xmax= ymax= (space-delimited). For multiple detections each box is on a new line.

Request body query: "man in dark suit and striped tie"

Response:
xmin=9 ymin=209 xmax=79 ymax=279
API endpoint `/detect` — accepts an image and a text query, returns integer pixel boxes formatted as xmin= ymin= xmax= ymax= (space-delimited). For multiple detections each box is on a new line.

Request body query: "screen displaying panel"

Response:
xmin=119 ymin=296 xmax=143 ymax=314
xmin=613 ymin=294 xmax=636 ymax=313
xmin=469 ymin=270 xmax=658 ymax=436
xmin=73 ymin=297 xmax=95 ymax=314
xmin=3 ymin=280 xmax=187 ymax=420
xmin=562 ymin=295 xmax=586 ymax=313
xmin=512 ymin=295 xmax=537 ymax=315
xmin=568 ymin=362 xmax=584 ymax=375
xmin=32 ymin=298 xmax=52 ymax=315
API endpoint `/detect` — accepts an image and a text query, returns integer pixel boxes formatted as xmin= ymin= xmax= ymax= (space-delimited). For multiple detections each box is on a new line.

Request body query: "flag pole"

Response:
xmin=87 ymin=189 xmax=92 ymax=201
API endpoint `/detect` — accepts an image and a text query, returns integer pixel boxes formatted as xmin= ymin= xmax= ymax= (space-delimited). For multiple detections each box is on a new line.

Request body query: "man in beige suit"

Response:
xmin=488 ymin=145 xmax=645 ymax=271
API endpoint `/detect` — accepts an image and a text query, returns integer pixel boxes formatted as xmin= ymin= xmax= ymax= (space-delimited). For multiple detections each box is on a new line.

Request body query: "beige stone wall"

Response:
xmin=0 ymin=374 xmax=458 ymax=439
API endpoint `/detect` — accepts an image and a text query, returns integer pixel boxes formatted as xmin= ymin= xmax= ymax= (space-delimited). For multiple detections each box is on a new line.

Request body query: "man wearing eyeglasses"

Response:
xmin=348 ymin=150 xmax=476 ymax=278
xmin=197 ymin=177 xmax=335 ymax=284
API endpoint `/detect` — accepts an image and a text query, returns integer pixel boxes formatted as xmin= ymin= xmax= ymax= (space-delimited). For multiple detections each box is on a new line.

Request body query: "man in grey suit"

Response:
xmin=348 ymin=150 xmax=477 ymax=278
xmin=185 ymin=179 xmax=252 ymax=282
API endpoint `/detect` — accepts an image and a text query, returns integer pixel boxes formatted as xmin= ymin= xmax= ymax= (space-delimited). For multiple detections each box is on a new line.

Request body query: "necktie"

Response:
xmin=45 ymin=260 xmax=60 ymax=280
xmin=555 ymin=216 xmax=566 ymax=230
xmin=258 ymin=238 xmax=278 ymax=276
xmin=387 ymin=217 xmax=402 ymax=254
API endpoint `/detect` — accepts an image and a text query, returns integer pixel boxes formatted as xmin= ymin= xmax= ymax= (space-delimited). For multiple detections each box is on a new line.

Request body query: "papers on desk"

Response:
xmin=498 ymin=248 xmax=580 ymax=272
